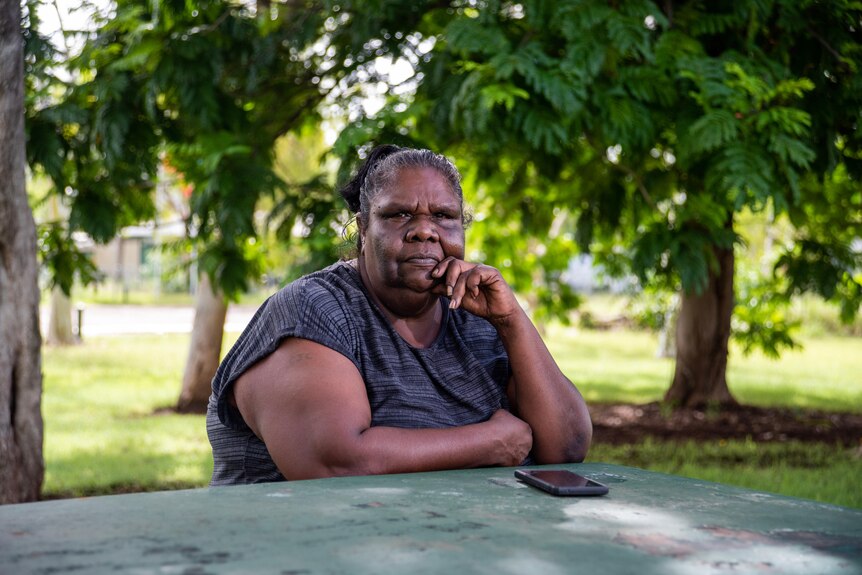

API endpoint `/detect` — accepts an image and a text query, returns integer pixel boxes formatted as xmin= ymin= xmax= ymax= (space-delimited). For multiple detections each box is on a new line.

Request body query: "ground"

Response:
xmin=590 ymin=402 xmax=862 ymax=447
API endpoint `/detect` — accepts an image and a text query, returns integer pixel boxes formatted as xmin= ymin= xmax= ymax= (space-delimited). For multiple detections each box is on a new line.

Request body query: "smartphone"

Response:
xmin=514 ymin=469 xmax=609 ymax=496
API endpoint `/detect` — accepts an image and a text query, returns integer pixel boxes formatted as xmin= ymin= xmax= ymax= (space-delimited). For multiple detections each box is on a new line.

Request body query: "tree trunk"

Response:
xmin=665 ymin=244 xmax=737 ymax=408
xmin=47 ymin=286 xmax=75 ymax=346
xmin=655 ymin=293 xmax=678 ymax=359
xmin=177 ymin=273 xmax=227 ymax=413
xmin=0 ymin=0 xmax=44 ymax=503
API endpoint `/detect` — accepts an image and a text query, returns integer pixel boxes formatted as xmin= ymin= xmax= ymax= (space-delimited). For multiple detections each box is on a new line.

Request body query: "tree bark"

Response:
xmin=655 ymin=293 xmax=678 ymax=359
xmin=665 ymin=243 xmax=737 ymax=408
xmin=177 ymin=273 xmax=227 ymax=413
xmin=47 ymin=286 xmax=75 ymax=346
xmin=0 ymin=0 xmax=44 ymax=503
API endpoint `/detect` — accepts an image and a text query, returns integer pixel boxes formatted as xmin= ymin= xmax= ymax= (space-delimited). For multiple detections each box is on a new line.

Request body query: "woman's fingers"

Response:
xmin=450 ymin=267 xmax=472 ymax=309
xmin=450 ymin=264 xmax=494 ymax=309
xmin=432 ymin=257 xmax=463 ymax=297
xmin=465 ymin=266 xmax=484 ymax=299
xmin=432 ymin=259 xmax=515 ymax=317
xmin=432 ymin=257 xmax=473 ymax=303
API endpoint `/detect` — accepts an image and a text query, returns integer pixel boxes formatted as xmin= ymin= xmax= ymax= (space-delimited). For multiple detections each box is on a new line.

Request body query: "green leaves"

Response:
xmin=776 ymin=239 xmax=862 ymax=323
xmin=731 ymin=270 xmax=799 ymax=359
xmin=107 ymin=37 xmax=163 ymax=73
xmin=25 ymin=0 xmax=368 ymax=299
xmin=632 ymin=219 xmax=737 ymax=296
xmin=26 ymin=0 xmax=861 ymax=335
xmin=446 ymin=17 xmax=509 ymax=56
xmin=685 ymin=110 xmax=739 ymax=156
xmin=37 ymin=222 xmax=101 ymax=296
xmin=336 ymin=0 xmax=862 ymax=335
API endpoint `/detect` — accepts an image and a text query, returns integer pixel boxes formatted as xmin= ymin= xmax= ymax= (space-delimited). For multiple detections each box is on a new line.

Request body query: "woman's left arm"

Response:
xmin=496 ymin=308 xmax=592 ymax=463
xmin=434 ymin=258 xmax=592 ymax=463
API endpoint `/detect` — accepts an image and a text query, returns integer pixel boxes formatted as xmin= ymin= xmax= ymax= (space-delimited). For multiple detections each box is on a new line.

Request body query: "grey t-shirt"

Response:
xmin=206 ymin=260 xmax=511 ymax=485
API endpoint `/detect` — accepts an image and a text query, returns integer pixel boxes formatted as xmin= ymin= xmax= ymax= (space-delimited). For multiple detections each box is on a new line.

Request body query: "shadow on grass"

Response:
xmin=41 ymin=480 xmax=207 ymax=501
xmin=43 ymin=447 xmax=212 ymax=500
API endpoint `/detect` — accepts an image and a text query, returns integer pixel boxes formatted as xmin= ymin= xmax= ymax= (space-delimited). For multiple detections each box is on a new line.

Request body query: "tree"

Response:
xmin=24 ymin=0 xmax=329 ymax=412
xmin=48 ymin=0 xmax=451 ymax=412
xmin=334 ymin=0 xmax=862 ymax=407
xmin=1 ymin=0 xmax=43 ymax=503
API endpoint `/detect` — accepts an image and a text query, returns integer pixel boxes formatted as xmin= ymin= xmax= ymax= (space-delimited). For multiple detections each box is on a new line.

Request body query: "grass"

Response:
xmin=546 ymin=326 xmax=862 ymax=412
xmin=42 ymin=334 xmax=215 ymax=498
xmin=41 ymin=327 xmax=862 ymax=508
xmin=587 ymin=440 xmax=861 ymax=509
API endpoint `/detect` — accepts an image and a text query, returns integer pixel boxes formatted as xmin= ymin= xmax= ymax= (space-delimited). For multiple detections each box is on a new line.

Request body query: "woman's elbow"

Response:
xmin=565 ymin=431 xmax=592 ymax=463
xmin=536 ymin=419 xmax=593 ymax=464
xmin=276 ymin=437 xmax=380 ymax=480
xmin=567 ymin=418 xmax=593 ymax=462
xmin=280 ymin=457 xmax=378 ymax=480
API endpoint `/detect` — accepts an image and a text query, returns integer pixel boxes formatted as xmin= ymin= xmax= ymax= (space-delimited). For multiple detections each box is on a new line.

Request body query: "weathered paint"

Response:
xmin=1 ymin=464 xmax=860 ymax=574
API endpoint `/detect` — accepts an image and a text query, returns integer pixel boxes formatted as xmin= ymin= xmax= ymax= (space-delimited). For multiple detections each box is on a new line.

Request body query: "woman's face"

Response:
xmin=359 ymin=166 xmax=465 ymax=313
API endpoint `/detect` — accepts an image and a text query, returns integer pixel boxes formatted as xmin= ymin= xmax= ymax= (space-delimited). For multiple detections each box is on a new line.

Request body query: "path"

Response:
xmin=41 ymin=304 xmax=257 ymax=336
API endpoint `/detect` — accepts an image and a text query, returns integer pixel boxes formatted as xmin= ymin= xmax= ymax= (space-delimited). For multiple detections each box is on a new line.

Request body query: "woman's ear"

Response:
xmin=356 ymin=215 xmax=364 ymax=252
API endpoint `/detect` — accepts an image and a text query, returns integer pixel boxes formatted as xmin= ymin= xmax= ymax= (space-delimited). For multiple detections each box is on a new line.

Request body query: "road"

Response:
xmin=41 ymin=304 xmax=258 ymax=336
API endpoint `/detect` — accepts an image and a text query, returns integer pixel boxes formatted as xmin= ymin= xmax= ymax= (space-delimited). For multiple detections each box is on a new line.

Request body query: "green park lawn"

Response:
xmin=41 ymin=325 xmax=862 ymax=508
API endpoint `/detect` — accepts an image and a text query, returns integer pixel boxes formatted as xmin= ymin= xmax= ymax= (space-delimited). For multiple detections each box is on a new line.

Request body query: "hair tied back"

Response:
xmin=340 ymin=144 xmax=402 ymax=214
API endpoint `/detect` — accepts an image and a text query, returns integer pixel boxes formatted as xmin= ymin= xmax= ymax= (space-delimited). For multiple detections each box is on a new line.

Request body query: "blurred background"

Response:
xmin=2 ymin=0 xmax=860 ymax=506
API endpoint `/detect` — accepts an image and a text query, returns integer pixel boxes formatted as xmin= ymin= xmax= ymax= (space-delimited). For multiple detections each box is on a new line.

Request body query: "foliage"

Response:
xmin=25 ymin=0 xmax=344 ymax=298
xmin=732 ymin=265 xmax=799 ymax=358
xmin=26 ymin=0 xmax=498 ymax=299
xmin=23 ymin=0 xmax=157 ymax=295
xmin=36 ymin=222 xmax=102 ymax=294
xmin=779 ymin=165 xmax=862 ymax=323
xmin=332 ymin=0 xmax=862 ymax=356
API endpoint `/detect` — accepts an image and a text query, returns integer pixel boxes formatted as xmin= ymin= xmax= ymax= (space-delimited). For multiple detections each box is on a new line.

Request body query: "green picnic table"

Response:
xmin=1 ymin=463 xmax=860 ymax=574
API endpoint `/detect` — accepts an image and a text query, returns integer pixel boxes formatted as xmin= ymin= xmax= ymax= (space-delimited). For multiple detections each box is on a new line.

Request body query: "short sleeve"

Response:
xmin=211 ymin=273 xmax=358 ymax=430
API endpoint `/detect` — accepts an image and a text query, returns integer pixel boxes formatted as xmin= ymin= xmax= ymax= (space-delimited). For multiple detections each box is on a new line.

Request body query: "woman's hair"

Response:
xmin=339 ymin=145 xmax=467 ymax=237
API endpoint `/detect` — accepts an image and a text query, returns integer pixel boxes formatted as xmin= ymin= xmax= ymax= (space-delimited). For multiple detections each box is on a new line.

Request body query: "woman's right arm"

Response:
xmin=231 ymin=337 xmax=532 ymax=480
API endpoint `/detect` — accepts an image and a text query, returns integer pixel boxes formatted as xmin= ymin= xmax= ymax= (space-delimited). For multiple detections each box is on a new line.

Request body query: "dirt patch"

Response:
xmin=590 ymin=402 xmax=862 ymax=447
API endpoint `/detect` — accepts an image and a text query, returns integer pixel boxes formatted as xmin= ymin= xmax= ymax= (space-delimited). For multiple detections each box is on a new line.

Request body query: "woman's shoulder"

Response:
xmin=271 ymin=260 xmax=362 ymax=312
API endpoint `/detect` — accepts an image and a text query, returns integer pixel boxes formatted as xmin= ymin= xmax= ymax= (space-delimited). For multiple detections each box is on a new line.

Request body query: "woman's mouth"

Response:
xmin=405 ymin=256 xmax=440 ymax=267
xmin=403 ymin=255 xmax=440 ymax=267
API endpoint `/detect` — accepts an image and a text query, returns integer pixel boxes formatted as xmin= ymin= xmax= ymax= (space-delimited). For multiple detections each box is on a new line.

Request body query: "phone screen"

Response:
xmin=514 ymin=469 xmax=609 ymax=496
xmin=527 ymin=470 xmax=601 ymax=488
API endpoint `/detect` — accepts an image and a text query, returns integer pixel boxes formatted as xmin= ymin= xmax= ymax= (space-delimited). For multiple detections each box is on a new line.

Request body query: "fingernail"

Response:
xmin=447 ymin=285 xmax=453 ymax=297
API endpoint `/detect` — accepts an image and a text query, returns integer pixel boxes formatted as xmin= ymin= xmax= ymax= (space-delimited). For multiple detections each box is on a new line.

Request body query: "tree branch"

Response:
xmin=806 ymin=26 xmax=843 ymax=63
xmin=51 ymin=0 xmax=71 ymax=57
xmin=613 ymin=162 xmax=657 ymax=210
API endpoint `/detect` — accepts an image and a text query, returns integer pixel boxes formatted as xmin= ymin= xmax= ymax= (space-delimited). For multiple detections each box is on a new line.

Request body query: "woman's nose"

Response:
xmin=405 ymin=215 xmax=439 ymax=242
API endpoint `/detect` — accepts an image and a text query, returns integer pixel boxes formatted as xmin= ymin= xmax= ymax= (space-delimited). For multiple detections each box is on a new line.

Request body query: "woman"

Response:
xmin=206 ymin=145 xmax=592 ymax=484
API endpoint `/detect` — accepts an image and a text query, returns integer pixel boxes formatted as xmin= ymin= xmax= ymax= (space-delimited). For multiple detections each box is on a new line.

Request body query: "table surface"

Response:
xmin=2 ymin=463 xmax=861 ymax=574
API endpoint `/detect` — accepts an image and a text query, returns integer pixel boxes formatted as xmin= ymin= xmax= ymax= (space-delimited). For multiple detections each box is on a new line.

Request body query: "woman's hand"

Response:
xmin=431 ymin=257 xmax=520 ymax=326
xmin=483 ymin=409 xmax=533 ymax=466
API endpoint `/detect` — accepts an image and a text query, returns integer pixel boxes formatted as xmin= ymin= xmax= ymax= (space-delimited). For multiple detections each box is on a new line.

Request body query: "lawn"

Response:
xmin=546 ymin=326 xmax=862 ymax=412
xmin=41 ymin=327 xmax=862 ymax=507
